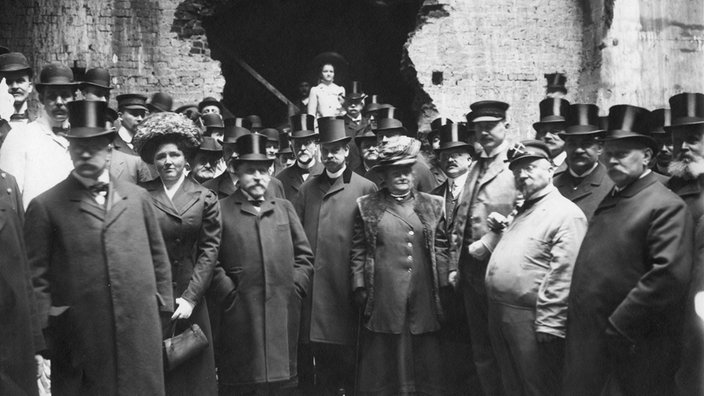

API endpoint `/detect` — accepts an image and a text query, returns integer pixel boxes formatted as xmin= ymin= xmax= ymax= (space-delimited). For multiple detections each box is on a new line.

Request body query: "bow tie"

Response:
xmin=10 ymin=113 xmax=28 ymax=121
xmin=299 ymin=167 xmax=310 ymax=175
xmin=88 ymin=182 xmax=109 ymax=195
xmin=249 ymin=199 xmax=265 ymax=207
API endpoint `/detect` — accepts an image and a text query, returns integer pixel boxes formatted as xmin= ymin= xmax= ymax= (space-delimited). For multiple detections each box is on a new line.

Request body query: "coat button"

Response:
xmin=407 ymin=242 xmax=412 ymax=248
xmin=407 ymin=256 xmax=413 ymax=262
xmin=173 ymin=260 xmax=179 ymax=266
xmin=175 ymin=238 xmax=181 ymax=243
xmin=6 ymin=188 xmax=11 ymax=194
xmin=408 ymin=268 xmax=412 ymax=273
xmin=408 ymin=231 xmax=414 ymax=236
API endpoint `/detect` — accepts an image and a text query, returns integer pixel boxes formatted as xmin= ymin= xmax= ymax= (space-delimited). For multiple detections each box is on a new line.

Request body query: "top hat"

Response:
xmin=318 ymin=117 xmax=351 ymax=145
xmin=222 ymin=123 xmax=250 ymax=145
xmin=428 ymin=117 xmax=453 ymax=142
xmin=259 ymin=128 xmax=280 ymax=142
xmin=147 ymin=92 xmax=173 ymax=113
xmin=65 ymin=100 xmax=116 ymax=139
xmin=436 ymin=123 xmax=473 ymax=153
xmin=559 ymin=104 xmax=603 ymax=136
xmin=506 ymin=140 xmax=552 ymax=170
xmin=81 ymin=67 xmax=111 ymax=90
xmin=372 ymin=135 xmax=420 ymax=170
xmin=224 ymin=117 xmax=252 ymax=129
xmin=374 ymin=106 xmax=399 ymax=121
xmin=0 ymin=52 xmax=32 ymax=76
xmin=355 ymin=127 xmax=377 ymax=150
xmin=649 ymin=108 xmax=671 ymax=135
xmin=116 ymin=93 xmax=148 ymax=111
xmin=245 ymin=115 xmax=263 ymax=131
xmin=667 ymin=92 xmax=704 ymax=128
xmin=289 ymin=114 xmax=317 ymax=139
xmin=545 ymin=72 xmax=567 ymax=94
xmin=198 ymin=96 xmax=223 ymax=113
xmin=601 ymin=105 xmax=657 ymax=150
xmin=533 ymin=98 xmax=570 ymax=130
xmin=278 ymin=131 xmax=293 ymax=154
xmin=0 ymin=46 xmax=9 ymax=55
xmin=364 ymin=95 xmax=389 ymax=114
xmin=199 ymin=136 xmax=223 ymax=152
xmin=202 ymin=113 xmax=225 ymax=129
xmin=234 ymin=133 xmax=272 ymax=162
xmin=35 ymin=63 xmax=78 ymax=89
xmin=373 ymin=118 xmax=408 ymax=137
xmin=345 ymin=81 xmax=367 ymax=102
xmin=467 ymin=100 xmax=509 ymax=122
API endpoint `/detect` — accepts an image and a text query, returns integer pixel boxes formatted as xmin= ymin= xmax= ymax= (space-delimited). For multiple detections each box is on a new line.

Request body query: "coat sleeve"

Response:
xmin=350 ymin=204 xmax=366 ymax=291
xmin=434 ymin=210 xmax=452 ymax=287
xmin=25 ymin=198 xmax=52 ymax=330
xmin=285 ymin=200 xmax=314 ymax=296
xmin=609 ymin=200 xmax=694 ymax=341
xmin=142 ymin=191 xmax=174 ymax=313
xmin=535 ymin=211 xmax=588 ymax=338
xmin=182 ymin=191 xmax=222 ymax=305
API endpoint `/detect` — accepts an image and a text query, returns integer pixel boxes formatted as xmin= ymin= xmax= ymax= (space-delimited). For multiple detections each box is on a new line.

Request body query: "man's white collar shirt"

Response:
xmin=448 ymin=171 xmax=469 ymax=199
xmin=118 ymin=127 xmax=134 ymax=149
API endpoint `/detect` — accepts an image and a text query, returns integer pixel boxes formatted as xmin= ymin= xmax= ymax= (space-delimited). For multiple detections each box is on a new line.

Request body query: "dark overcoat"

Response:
xmin=26 ymin=175 xmax=174 ymax=396
xmin=203 ymin=171 xmax=285 ymax=200
xmin=142 ymin=176 xmax=221 ymax=396
xmin=553 ymin=162 xmax=614 ymax=221
xmin=275 ymin=160 xmax=324 ymax=202
xmin=0 ymin=169 xmax=23 ymax=223
xmin=210 ymin=189 xmax=314 ymax=386
xmin=0 ymin=200 xmax=41 ymax=396
xmin=667 ymin=176 xmax=704 ymax=225
xmin=110 ymin=149 xmax=154 ymax=184
xmin=294 ymin=167 xmax=377 ymax=344
xmin=564 ymin=172 xmax=693 ymax=396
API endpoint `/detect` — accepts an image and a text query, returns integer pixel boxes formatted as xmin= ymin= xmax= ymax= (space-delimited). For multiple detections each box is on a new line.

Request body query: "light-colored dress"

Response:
xmin=307 ymin=83 xmax=345 ymax=118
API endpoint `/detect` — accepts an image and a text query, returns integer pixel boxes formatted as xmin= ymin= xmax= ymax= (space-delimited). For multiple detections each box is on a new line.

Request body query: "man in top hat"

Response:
xmin=26 ymin=100 xmax=173 ymax=395
xmin=277 ymin=129 xmax=296 ymax=170
xmin=146 ymin=92 xmax=173 ymax=113
xmin=553 ymin=104 xmax=614 ymax=220
xmin=198 ymin=96 xmax=223 ymax=115
xmin=353 ymin=127 xmax=380 ymax=177
xmin=362 ymin=116 xmax=437 ymax=192
xmin=564 ymin=104 xmax=693 ymax=396
xmin=295 ymin=80 xmax=311 ymax=112
xmin=209 ymin=133 xmax=314 ymax=395
xmin=293 ymin=117 xmax=377 ymax=395
xmin=114 ymin=93 xmax=148 ymax=156
xmin=649 ymin=108 xmax=673 ymax=176
xmin=480 ymin=140 xmax=587 ymax=396
xmin=259 ymin=127 xmax=284 ymax=175
xmin=275 ymin=114 xmax=324 ymax=201
xmin=191 ymin=136 xmax=225 ymax=184
xmin=0 ymin=52 xmax=38 ymax=125
xmin=0 ymin=63 xmax=79 ymax=208
xmin=343 ymin=82 xmax=368 ymax=172
xmin=203 ymin=125 xmax=285 ymax=200
xmin=426 ymin=117 xmax=454 ymax=187
xmin=202 ymin=113 xmax=225 ymax=141
xmin=533 ymin=98 xmax=570 ymax=174
xmin=80 ymin=67 xmax=111 ymax=102
xmin=544 ymin=72 xmax=567 ymax=99
xmin=457 ymin=99 xmax=519 ymax=396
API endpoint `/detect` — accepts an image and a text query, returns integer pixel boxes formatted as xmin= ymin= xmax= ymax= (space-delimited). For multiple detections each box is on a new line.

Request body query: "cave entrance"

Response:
xmin=202 ymin=0 xmax=424 ymax=131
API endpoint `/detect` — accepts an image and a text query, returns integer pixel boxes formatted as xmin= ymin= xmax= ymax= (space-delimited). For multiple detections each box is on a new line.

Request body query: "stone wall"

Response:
xmin=0 ymin=0 xmax=225 ymax=110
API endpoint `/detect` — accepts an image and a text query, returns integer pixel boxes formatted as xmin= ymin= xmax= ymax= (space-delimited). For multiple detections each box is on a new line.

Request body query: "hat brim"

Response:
xmin=36 ymin=82 xmax=79 ymax=89
xmin=320 ymin=136 xmax=352 ymax=145
xmin=600 ymin=132 xmax=659 ymax=151
xmin=120 ymin=104 xmax=148 ymax=111
xmin=290 ymin=131 xmax=318 ymax=139
xmin=370 ymin=158 xmax=416 ymax=171
xmin=664 ymin=121 xmax=704 ymax=133
xmin=471 ymin=115 xmax=503 ymax=122
xmin=435 ymin=142 xmax=473 ymax=152
xmin=65 ymin=128 xmax=117 ymax=140
xmin=507 ymin=154 xmax=551 ymax=170
xmin=80 ymin=81 xmax=112 ymax=90
xmin=532 ymin=120 xmax=566 ymax=130
xmin=147 ymin=103 xmax=171 ymax=113
xmin=198 ymin=101 xmax=222 ymax=111
xmin=373 ymin=126 xmax=408 ymax=135
xmin=277 ymin=148 xmax=294 ymax=154
xmin=232 ymin=156 xmax=273 ymax=163
xmin=0 ymin=66 xmax=32 ymax=75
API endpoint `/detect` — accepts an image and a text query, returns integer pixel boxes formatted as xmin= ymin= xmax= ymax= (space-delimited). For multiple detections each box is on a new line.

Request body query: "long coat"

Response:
xmin=210 ymin=189 xmax=314 ymax=386
xmin=0 ymin=200 xmax=42 ymax=396
xmin=142 ymin=176 xmax=221 ymax=396
xmin=0 ymin=169 xmax=23 ymax=223
xmin=203 ymin=170 xmax=285 ymax=200
xmin=26 ymin=175 xmax=174 ymax=396
xmin=275 ymin=160 xmax=324 ymax=202
xmin=553 ymin=162 xmax=614 ymax=221
xmin=294 ymin=167 xmax=377 ymax=344
xmin=564 ymin=172 xmax=693 ymax=396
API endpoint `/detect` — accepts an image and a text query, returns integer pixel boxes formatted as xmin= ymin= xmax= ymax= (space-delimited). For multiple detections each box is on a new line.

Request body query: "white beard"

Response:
xmin=668 ymin=158 xmax=704 ymax=179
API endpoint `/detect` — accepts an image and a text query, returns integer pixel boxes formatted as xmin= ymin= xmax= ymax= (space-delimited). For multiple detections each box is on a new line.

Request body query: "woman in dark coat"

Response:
xmin=350 ymin=136 xmax=451 ymax=396
xmin=134 ymin=112 xmax=221 ymax=396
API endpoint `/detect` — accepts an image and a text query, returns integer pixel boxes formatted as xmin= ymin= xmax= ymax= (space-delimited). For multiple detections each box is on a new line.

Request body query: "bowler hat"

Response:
xmin=290 ymin=114 xmax=317 ymax=139
xmin=373 ymin=118 xmax=408 ymax=136
xmin=116 ymin=93 xmax=148 ymax=111
xmin=559 ymin=104 xmax=603 ymax=136
xmin=467 ymin=100 xmax=509 ymax=122
xmin=436 ymin=123 xmax=473 ymax=153
xmin=545 ymin=72 xmax=567 ymax=94
xmin=345 ymin=81 xmax=366 ymax=102
xmin=81 ymin=67 xmax=111 ymax=90
xmin=0 ymin=52 xmax=32 ymax=77
xmin=147 ymin=92 xmax=173 ymax=113
xmin=198 ymin=97 xmax=223 ymax=113
xmin=278 ymin=131 xmax=293 ymax=154
xmin=364 ymin=95 xmax=389 ymax=114
xmin=35 ymin=63 xmax=78 ymax=89
xmin=259 ymin=128 xmax=280 ymax=142
xmin=222 ymin=123 xmax=250 ymax=145
xmin=234 ymin=133 xmax=272 ymax=162
xmin=175 ymin=104 xmax=198 ymax=114
xmin=65 ymin=100 xmax=116 ymax=139
xmin=355 ymin=127 xmax=377 ymax=150
xmin=506 ymin=140 xmax=552 ymax=170
xmin=245 ymin=115 xmax=263 ymax=132
xmin=202 ymin=113 xmax=224 ymax=129
xmin=318 ymin=117 xmax=350 ymax=145
xmin=667 ymin=93 xmax=704 ymax=128
xmin=649 ymin=108 xmax=671 ymax=135
xmin=601 ymin=105 xmax=657 ymax=151
xmin=198 ymin=136 xmax=222 ymax=152
xmin=533 ymin=98 xmax=570 ymax=130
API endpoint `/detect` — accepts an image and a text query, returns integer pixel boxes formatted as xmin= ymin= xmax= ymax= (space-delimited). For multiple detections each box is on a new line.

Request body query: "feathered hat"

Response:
xmin=133 ymin=112 xmax=202 ymax=164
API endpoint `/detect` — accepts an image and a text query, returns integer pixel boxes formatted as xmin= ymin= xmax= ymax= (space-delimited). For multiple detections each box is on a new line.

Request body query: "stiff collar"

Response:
xmin=72 ymin=168 xmax=110 ymax=189
xmin=325 ymin=164 xmax=346 ymax=179
xmin=568 ymin=161 xmax=599 ymax=178
xmin=480 ymin=141 xmax=509 ymax=159
xmin=118 ymin=126 xmax=133 ymax=144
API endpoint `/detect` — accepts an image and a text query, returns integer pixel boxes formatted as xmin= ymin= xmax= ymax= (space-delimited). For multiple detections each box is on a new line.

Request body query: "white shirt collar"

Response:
xmin=326 ymin=164 xmax=346 ymax=180
xmin=568 ymin=161 xmax=599 ymax=178
xmin=552 ymin=151 xmax=567 ymax=166
xmin=72 ymin=168 xmax=110 ymax=188
xmin=118 ymin=126 xmax=133 ymax=144
xmin=163 ymin=172 xmax=186 ymax=201
xmin=297 ymin=158 xmax=316 ymax=170
xmin=448 ymin=170 xmax=469 ymax=195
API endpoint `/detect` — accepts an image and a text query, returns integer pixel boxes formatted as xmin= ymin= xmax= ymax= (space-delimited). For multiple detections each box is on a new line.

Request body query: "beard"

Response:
xmin=668 ymin=158 xmax=704 ymax=179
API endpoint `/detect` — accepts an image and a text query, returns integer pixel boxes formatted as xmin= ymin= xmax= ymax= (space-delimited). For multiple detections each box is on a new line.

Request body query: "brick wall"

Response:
xmin=0 ymin=0 xmax=225 ymax=110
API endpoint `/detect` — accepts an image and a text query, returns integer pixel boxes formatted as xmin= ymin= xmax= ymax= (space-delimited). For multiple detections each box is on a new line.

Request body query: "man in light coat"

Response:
xmin=294 ymin=117 xmax=377 ymax=395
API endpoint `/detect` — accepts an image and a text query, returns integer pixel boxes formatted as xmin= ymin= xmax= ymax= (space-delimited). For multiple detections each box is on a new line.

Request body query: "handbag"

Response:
xmin=162 ymin=321 xmax=209 ymax=372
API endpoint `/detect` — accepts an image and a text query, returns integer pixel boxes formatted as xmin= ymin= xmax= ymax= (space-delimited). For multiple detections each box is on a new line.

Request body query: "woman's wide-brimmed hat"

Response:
xmin=133 ymin=112 xmax=202 ymax=164
xmin=371 ymin=135 xmax=420 ymax=170
xmin=310 ymin=51 xmax=348 ymax=78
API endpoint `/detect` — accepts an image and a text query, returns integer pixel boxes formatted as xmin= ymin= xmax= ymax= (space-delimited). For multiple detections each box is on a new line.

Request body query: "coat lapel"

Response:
xmin=67 ymin=176 xmax=105 ymax=222
xmin=171 ymin=177 xmax=201 ymax=216
xmin=143 ymin=179 xmax=180 ymax=218
xmin=105 ymin=183 xmax=128 ymax=228
xmin=218 ymin=173 xmax=237 ymax=197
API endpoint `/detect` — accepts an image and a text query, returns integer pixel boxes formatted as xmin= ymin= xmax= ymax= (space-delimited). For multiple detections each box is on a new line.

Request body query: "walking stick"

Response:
xmin=353 ymin=308 xmax=363 ymax=396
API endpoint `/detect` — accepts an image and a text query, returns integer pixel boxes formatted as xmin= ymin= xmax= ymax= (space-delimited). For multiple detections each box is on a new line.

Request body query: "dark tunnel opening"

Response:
xmin=201 ymin=0 xmax=424 ymax=130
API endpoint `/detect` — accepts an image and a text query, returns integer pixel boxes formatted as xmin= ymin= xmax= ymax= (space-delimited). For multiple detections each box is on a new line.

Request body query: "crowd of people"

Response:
xmin=1 ymin=44 xmax=703 ymax=396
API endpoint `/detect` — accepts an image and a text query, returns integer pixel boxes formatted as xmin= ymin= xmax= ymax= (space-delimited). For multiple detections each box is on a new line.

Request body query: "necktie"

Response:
xmin=89 ymin=182 xmax=109 ymax=206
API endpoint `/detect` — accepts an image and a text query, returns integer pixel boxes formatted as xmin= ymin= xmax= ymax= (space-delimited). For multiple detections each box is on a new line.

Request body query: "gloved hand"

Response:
xmin=353 ymin=288 xmax=368 ymax=309
xmin=171 ymin=297 xmax=194 ymax=320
